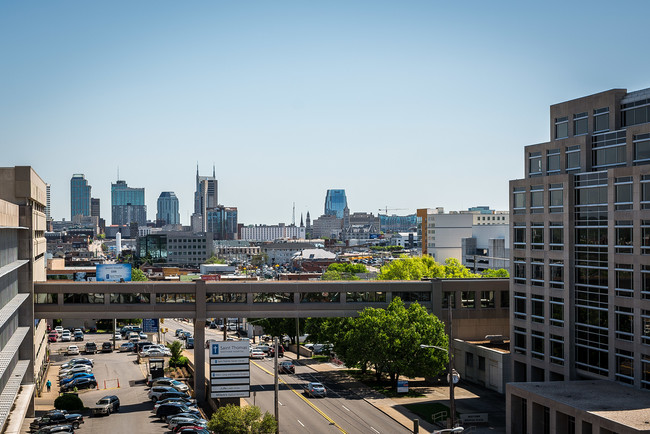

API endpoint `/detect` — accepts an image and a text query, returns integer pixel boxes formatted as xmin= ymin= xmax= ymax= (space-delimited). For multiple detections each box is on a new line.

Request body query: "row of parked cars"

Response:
xmin=148 ymin=377 xmax=210 ymax=433
xmin=58 ymin=357 xmax=98 ymax=392
xmin=49 ymin=327 xmax=85 ymax=343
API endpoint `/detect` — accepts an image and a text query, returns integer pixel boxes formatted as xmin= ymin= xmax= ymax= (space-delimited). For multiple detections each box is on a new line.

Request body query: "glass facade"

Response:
xmin=111 ymin=180 xmax=146 ymax=226
xmin=324 ymin=189 xmax=348 ymax=219
xmin=70 ymin=174 xmax=91 ymax=219
xmin=156 ymin=192 xmax=180 ymax=225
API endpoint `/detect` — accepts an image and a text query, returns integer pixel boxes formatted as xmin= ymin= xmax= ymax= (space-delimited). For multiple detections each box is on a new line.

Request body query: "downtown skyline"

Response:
xmin=3 ymin=1 xmax=650 ymax=224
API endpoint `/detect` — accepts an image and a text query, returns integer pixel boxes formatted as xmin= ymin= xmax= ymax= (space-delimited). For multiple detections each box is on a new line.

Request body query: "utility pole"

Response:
xmin=295 ymin=318 xmax=300 ymax=360
xmin=274 ymin=337 xmax=279 ymax=433
xmin=448 ymin=306 xmax=456 ymax=428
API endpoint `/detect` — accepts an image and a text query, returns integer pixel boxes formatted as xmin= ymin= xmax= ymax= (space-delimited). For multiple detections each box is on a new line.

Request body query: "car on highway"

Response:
xmin=91 ymin=395 xmax=120 ymax=416
xmin=60 ymin=377 xmax=97 ymax=392
xmin=279 ymin=361 xmax=295 ymax=374
xmin=66 ymin=345 xmax=80 ymax=356
xmin=249 ymin=349 xmax=265 ymax=359
xmin=29 ymin=410 xmax=84 ymax=431
xmin=118 ymin=342 xmax=134 ymax=352
xmin=254 ymin=344 xmax=270 ymax=353
xmin=101 ymin=342 xmax=113 ymax=352
xmin=55 ymin=326 xmax=64 ymax=334
xmin=304 ymin=382 xmax=327 ymax=397
xmin=268 ymin=345 xmax=285 ymax=358
xmin=175 ymin=328 xmax=184 ymax=337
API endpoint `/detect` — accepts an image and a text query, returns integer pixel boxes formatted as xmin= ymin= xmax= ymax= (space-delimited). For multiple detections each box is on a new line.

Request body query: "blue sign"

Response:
xmin=96 ymin=264 xmax=132 ymax=282
xmin=211 ymin=344 xmax=219 ymax=356
xmin=142 ymin=318 xmax=159 ymax=333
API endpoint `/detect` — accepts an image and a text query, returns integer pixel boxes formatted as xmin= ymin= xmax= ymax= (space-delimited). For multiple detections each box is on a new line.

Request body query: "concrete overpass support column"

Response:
xmin=194 ymin=280 xmax=207 ymax=403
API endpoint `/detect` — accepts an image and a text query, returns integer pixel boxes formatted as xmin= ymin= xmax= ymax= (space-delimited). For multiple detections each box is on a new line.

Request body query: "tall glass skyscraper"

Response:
xmin=156 ymin=191 xmax=180 ymax=225
xmin=70 ymin=174 xmax=91 ymax=219
xmin=324 ymin=189 xmax=348 ymax=219
xmin=111 ymin=180 xmax=146 ymax=226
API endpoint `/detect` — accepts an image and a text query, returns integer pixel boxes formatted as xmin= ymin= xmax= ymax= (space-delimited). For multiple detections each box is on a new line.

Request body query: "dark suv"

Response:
xmin=101 ymin=342 xmax=113 ymax=352
xmin=279 ymin=361 xmax=295 ymax=374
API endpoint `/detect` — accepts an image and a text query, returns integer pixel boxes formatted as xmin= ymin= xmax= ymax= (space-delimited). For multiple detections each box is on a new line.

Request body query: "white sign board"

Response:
xmin=209 ymin=340 xmax=250 ymax=398
xmin=211 ymin=357 xmax=249 ymax=365
xmin=212 ymin=371 xmax=252 ymax=379
xmin=397 ymin=380 xmax=408 ymax=393
xmin=210 ymin=341 xmax=249 ymax=358
xmin=211 ymin=391 xmax=250 ymax=398
xmin=210 ymin=364 xmax=250 ymax=372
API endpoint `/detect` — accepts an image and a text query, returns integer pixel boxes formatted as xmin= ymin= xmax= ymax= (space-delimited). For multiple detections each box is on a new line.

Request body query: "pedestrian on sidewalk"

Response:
xmin=46 ymin=380 xmax=51 ymax=392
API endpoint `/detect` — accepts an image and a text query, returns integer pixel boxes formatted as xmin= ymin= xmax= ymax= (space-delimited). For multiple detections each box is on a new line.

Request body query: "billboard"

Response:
xmin=96 ymin=264 xmax=132 ymax=282
xmin=142 ymin=318 xmax=159 ymax=333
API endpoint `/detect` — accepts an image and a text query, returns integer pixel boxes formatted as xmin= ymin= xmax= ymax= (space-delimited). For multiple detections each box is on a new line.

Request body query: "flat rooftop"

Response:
xmin=510 ymin=380 xmax=650 ymax=431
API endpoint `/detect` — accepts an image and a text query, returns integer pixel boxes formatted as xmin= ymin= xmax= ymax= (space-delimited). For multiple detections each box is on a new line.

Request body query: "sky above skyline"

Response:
xmin=3 ymin=1 xmax=650 ymax=225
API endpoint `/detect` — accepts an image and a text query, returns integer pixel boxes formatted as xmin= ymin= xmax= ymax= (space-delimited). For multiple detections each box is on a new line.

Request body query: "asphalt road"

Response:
xmin=166 ymin=319 xmax=411 ymax=434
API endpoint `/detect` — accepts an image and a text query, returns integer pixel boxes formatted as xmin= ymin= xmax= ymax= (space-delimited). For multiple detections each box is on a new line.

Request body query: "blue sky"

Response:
xmin=2 ymin=1 xmax=650 ymax=225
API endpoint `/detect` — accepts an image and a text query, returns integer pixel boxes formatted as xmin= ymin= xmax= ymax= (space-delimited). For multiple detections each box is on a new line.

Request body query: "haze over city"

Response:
xmin=2 ymin=1 xmax=650 ymax=224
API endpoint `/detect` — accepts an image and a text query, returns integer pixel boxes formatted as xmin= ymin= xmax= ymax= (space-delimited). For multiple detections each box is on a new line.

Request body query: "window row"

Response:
xmin=513 ymin=258 xmax=565 ymax=289
xmin=529 ymin=147 xmax=581 ymax=177
xmin=554 ymin=108 xmax=608 ymax=141
xmin=513 ymin=224 xmax=564 ymax=250
xmin=512 ymin=326 xmax=565 ymax=365
xmin=513 ymin=292 xmax=564 ymax=327
xmin=513 ymin=185 xmax=564 ymax=214
xmin=442 ymin=290 xmax=509 ymax=309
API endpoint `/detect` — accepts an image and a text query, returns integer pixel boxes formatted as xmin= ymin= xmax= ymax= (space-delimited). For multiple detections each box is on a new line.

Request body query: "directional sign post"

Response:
xmin=209 ymin=341 xmax=250 ymax=399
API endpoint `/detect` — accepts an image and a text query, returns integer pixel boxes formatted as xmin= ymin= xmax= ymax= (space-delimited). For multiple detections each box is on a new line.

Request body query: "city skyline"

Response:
xmin=2 ymin=1 xmax=650 ymax=224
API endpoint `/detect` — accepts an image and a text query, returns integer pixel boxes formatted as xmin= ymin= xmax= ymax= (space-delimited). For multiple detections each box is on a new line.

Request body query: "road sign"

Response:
xmin=209 ymin=340 xmax=250 ymax=398
xmin=142 ymin=318 xmax=159 ymax=333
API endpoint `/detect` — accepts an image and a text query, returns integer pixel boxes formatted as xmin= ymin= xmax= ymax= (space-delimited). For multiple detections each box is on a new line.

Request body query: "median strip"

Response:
xmin=251 ymin=361 xmax=347 ymax=434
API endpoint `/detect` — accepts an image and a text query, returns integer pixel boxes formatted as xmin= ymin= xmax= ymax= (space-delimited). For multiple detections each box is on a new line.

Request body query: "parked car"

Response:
xmin=48 ymin=332 xmax=58 ymax=343
xmin=166 ymin=412 xmax=204 ymax=424
xmin=59 ymin=365 xmax=92 ymax=378
xmin=61 ymin=358 xmax=93 ymax=369
xmin=113 ymin=333 xmax=121 ymax=340
xmin=249 ymin=349 xmax=265 ymax=359
xmin=155 ymin=403 xmax=199 ymax=421
xmin=66 ymin=345 xmax=80 ymax=356
xmin=91 ymin=395 xmax=120 ymax=416
xmin=254 ymin=344 xmax=270 ymax=353
xmin=169 ymin=415 xmax=208 ymax=431
xmin=73 ymin=331 xmax=84 ymax=341
xmin=84 ymin=342 xmax=97 ymax=354
xmin=304 ymin=382 xmax=327 ymax=397
xmin=176 ymin=427 xmax=210 ymax=434
xmin=279 ymin=361 xmax=295 ymax=374
xmin=60 ymin=373 xmax=95 ymax=386
xmin=29 ymin=411 xmax=84 ymax=431
xmin=33 ymin=425 xmax=75 ymax=434
xmin=119 ymin=342 xmax=134 ymax=352
xmin=101 ymin=342 xmax=113 ymax=352
xmin=156 ymin=397 xmax=196 ymax=408
xmin=153 ymin=378 xmax=189 ymax=393
xmin=60 ymin=332 xmax=71 ymax=342
xmin=60 ymin=377 xmax=97 ymax=392
xmin=148 ymin=386 xmax=177 ymax=402
xmin=171 ymin=420 xmax=208 ymax=432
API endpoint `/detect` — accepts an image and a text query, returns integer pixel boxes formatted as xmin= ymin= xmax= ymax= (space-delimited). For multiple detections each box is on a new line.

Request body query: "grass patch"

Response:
xmin=404 ymin=402 xmax=456 ymax=425
xmin=311 ymin=355 xmax=329 ymax=362
xmin=344 ymin=370 xmax=425 ymax=398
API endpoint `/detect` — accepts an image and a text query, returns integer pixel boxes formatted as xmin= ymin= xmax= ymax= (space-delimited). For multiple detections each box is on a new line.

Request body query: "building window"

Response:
xmin=592 ymin=130 xmax=626 ymax=168
xmin=643 ymin=221 xmax=650 ymax=254
xmin=566 ymin=145 xmax=581 ymax=171
xmin=514 ymin=224 xmax=526 ymax=249
xmin=615 ymin=264 xmax=633 ymax=298
xmin=644 ymin=266 xmax=650 ymax=299
xmin=461 ymin=291 xmax=476 ymax=308
xmin=500 ymin=290 xmax=509 ymax=308
xmin=529 ymin=152 xmax=542 ymax=176
xmin=513 ymin=188 xmax=526 ymax=214
xmin=514 ymin=327 xmax=526 ymax=355
xmin=531 ymin=331 xmax=545 ymax=360
xmin=549 ymin=224 xmax=564 ymax=251
xmin=634 ymin=133 xmax=650 ymax=164
xmin=514 ymin=292 xmax=526 ymax=320
xmin=550 ymin=297 xmax=564 ymax=327
xmin=574 ymin=112 xmax=588 ymax=136
xmin=442 ymin=291 xmax=456 ymax=309
xmin=514 ymin=258 xmax=526 ymax=284
xmin=478 ymin=356 xmax=485 ymax=371
xmin=549 ymin=260 xmax=564 ymax=289
xmin=615 ymin=349 xmax=634 ymax=384
xmin=531 ymin=261 xmax=544 ymax=287
xmin=555 ymin=117 xmax=569 ymax=139
xmin=547 ymin=149 xmax=561 ymax=173
xmin=642 ymin=310 xmax=650 ymax=346
xmin=615 ymin=177 xmax=633 ymax=211
xmin=615 ymin=221 xmax=633 ymax=254
xmin=593 ymin=107 xmax=610 ymax=133
xmin=642 ymin=355 xmax=650 ymax=390
xmin=531 ymin=224 xmax=544 ymax=250
xmin=622 ymin=98 xmax=650 ymax=127
xmin=550 ymin=334 xmax=564 ymax=365
xmin=481 ymin=291 xmax=495 ymax=308
xmin=642 ymin=177 xmax=650 ymax=209
xmin=530 ymin=185 xmax=544 ymax=213
xmin=616 ymin=306 xmax=634 ymax=341
xmin=531 ymin=295 xmax=544 ymax=323
xmin=549 ymin=183 xmax=563 ymax=213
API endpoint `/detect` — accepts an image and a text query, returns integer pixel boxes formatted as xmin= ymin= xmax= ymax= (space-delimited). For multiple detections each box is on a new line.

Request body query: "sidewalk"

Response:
xmin=35 ymin=363 xmax=61 ymax=412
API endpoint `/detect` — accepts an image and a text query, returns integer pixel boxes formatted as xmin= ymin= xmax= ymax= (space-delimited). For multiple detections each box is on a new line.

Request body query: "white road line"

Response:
xmin=371 ymin=427 xmax=380 ymax=434
xmin=279 ymin=401 xmax=284 ymax=406
xmin=342 ymin=405 xmax=350 ymax=412
xmin=298 ymin=420 xmax=305 ymax=427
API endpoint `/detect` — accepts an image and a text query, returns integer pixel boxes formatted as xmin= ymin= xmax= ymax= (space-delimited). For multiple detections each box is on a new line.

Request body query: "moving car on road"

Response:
xmin=304 ymin=382 xmax=327 ymax=397
xmin=279 ymin=361 xmax=295 ymax=374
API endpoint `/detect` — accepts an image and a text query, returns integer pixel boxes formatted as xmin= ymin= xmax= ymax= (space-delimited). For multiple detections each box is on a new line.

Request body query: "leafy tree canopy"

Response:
xmin=377 ymin=256 xmax=479 ymax=280
xmin=327 ymin=263 xmax=368 ymax=274
xmin=131 ymin=268 xmax=149 ymax=281
xmin=208 ymin=404 xmax=276 ymax=434
xmin=205 ymin=255 xmax=226 ymax=264
xmin=481 ymin=268 xmax=510 ymax=277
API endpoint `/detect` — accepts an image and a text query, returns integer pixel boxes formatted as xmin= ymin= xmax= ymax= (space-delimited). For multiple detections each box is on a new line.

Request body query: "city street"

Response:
xmin=166 ymin=319 xmax=411 ymax=434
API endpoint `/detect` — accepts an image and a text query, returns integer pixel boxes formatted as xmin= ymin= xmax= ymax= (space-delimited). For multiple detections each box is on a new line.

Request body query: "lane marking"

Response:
xmin=298 ymin=420 xmax=305 ymax=427
xmin=251 ymin=361 xmax=347 ymax=434
xmin=342 ymin=405 xmax=350 ymax=412
xmin=279 ymin=401 xmax=283 ymax=406
xmin=371 ymin=427 xmax=380 ymax=434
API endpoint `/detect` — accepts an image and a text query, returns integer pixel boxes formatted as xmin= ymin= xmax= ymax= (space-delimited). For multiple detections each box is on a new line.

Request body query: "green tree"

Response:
xmin=252 ymin=318 xmax=305 ymax=343
xmin=54 ymin=393 xmax=84 ymax=411
xmin=167 ymin=340 xmax=184 ymax=365
xmin=208 ymin=404 xmax=276 ymax=434
xmin=131 ymin=268 xmax=148 ymax=281
xmin=481 ymin=268 xmax=510 ymax=277
xmin=205 ymin=255 xmax=225 ymax=264
xmin=377 ymin=256 xmax=479 ymax=280
xmin=442 ymin=258 xmax=479 ymax=278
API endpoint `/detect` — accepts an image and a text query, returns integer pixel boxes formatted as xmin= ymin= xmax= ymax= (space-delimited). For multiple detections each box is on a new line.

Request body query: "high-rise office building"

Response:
xmin=157 ymin=191 xmax=180 ymax=225
xmin=46 ymin=183 xmax=51 ymax=221
xmin=70 ymin=174 xmax=91 ymax=219
xmin=91 ymin=197 xmax=100 ymax=218
xmin=111 ymin=179 xmax=146 ymax=226
xmin=0 ymin=166 xmax=48 ymax=431
xmin=324 ymin=189 xmax=347 ymax=219
xmin=507 ymin=88 xmax=650 ymax=432
xmin=194 ymin=165 xmax=218 ymax=215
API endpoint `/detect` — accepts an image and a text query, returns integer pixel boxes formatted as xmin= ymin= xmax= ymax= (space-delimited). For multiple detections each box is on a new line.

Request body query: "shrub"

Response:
xmin=170 ymin=356 xmax=189 ymax=368
xmin=54 ymin=393 xmax=84 ymax=411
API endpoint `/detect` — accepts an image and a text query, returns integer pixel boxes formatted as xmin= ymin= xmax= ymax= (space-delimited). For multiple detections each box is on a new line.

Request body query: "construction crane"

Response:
xmin=379 ymin=207 xmax=408 ymax=215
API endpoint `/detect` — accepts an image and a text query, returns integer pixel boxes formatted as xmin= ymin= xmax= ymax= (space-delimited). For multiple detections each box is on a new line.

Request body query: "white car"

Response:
xmin=60 ymin=333 xmax=71 ymax=342
xmin=66 ymin=345 xmax=80 ymax=355
xmin=59 ymin=365 xmax=92 ymax=377
xmin=113 ymin=333 xmax=122 ymax=340
xmin=249 ymin=349 xmax=266 ymax=359
xmin=152 ymin=378 xmax=189 ymax=393
xmin=55 ymin=326 xmax=64 ymax=334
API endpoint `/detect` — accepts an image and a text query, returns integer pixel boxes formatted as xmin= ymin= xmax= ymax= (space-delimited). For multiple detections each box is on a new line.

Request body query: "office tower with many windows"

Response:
xmin=324 ymin=189 xmax=347 ymax=219
xmin=70 ymin=174 xmax=91 ymax=219
xmin=111 ymin=180 xmax=146 ymax=226
xmin=157 ymin=191 xmax=180 ymax=225
xmin=507 ymin=88 xmax=650 ymax=432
